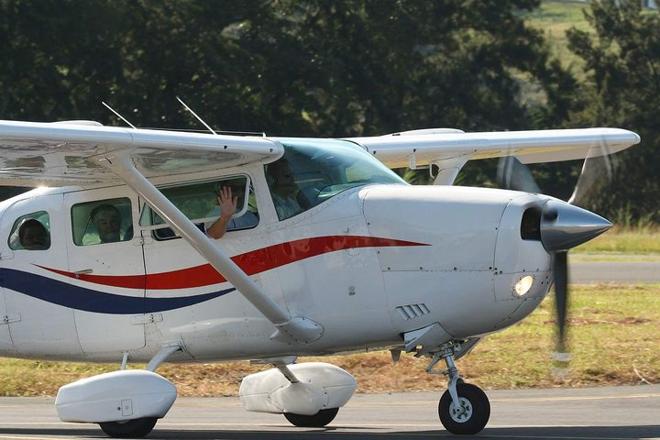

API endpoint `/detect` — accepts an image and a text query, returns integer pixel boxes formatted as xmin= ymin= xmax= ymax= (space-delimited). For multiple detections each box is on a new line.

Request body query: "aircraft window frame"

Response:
xmin=265 ymin=140 xmax=406 ymax=220
xmin=8 ymin=211 xmax=51 ymax=251
xmin=139 ymin=174 xmax=259 ymax=241
xmin=70 ymin=197 xmax=134 ymax=246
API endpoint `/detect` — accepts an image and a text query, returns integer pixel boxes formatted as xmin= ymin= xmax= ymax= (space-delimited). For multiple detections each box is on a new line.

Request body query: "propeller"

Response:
xmin=496 ymin=143 xmax=615 ymax=377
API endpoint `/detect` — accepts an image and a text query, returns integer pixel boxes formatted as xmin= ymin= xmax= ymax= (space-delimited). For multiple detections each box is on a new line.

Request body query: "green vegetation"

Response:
xmin=3 ymin=0 xmax=656 ymax=223
xmin=574 ymin=228 xmax=660 ymax=254
xmin=526 ymin=1 xmax=591 ymax=72
xmin=0 ymin=284 xmax=657 ymax=396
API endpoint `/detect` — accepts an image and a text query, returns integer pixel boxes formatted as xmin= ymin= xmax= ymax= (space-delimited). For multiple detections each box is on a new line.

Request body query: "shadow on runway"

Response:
xmin=0 ymin=425 xmax=658 ymax=439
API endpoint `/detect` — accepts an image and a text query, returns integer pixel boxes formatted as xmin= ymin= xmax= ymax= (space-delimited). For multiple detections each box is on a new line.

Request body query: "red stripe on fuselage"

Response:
xmin=38 ymin=235 xmax=426 ymax=290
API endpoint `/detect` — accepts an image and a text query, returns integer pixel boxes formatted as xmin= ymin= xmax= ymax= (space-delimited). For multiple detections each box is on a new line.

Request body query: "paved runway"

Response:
xmin=0 ymin=385 xmax=657 ymax=439
xmin=570 ymin=261 xmax=660 ymax=283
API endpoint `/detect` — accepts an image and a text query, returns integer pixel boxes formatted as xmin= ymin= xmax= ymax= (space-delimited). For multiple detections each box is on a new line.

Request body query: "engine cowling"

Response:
xmin=239 ymin=362 xmax=356 ymax=415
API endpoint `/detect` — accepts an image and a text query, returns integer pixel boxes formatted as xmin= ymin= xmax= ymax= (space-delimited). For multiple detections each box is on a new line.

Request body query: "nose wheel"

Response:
xmin=425 ymin=345 xmax=490 ymax=435
xmin=438 ymin=382 xmax=490 ymax=434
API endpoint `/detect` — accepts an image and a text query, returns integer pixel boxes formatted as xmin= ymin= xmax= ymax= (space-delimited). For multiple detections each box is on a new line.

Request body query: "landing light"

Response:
xmin=513 ymin=275 xmax=534 ymax=297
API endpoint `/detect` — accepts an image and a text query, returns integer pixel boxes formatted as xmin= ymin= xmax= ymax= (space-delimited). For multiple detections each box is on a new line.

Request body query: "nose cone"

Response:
xmin=540 ymin=200 xmax=612 ymax=252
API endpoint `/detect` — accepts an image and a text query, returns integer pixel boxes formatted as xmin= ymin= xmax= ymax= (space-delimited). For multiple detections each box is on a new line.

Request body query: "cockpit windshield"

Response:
xmin=265 ymin=138 xmax=406 ymax=220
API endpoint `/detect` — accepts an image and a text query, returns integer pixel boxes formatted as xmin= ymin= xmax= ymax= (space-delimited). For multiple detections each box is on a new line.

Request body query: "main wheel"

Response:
xmin=284 ymin=408 xmax=339 ymax=427
xmin=438 ymin=382 xmax=490 ymax=435
xmin=99 ymin=417 xmax=157 ymax=438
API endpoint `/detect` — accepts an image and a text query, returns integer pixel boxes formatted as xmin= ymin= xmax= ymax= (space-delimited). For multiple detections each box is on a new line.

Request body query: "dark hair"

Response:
xmin=18 ymin=219 xmax=46 ymax=240
xmin=90 ymin=204 xmax=120 ymax=221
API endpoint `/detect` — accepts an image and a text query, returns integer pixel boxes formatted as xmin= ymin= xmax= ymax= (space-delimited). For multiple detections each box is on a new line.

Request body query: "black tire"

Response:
xmin=438 ymin=382 xmax=490 ymax=435
xmin=284 ymin=408 xmax=339 ymax=427
xmin=99 ymin=417 xmax=157 ymax=438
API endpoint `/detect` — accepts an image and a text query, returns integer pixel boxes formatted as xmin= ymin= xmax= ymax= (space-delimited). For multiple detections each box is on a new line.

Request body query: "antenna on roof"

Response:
xmin=176 ymin=96 xmax=218 ymax=135
xmin=101 ymin=101 xmax=137 ymax=129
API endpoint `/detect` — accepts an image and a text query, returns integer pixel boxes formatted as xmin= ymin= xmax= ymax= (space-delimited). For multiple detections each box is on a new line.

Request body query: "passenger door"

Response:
xmin=1 ymin=194 xmax=81 ymax=357
xmin=64 ymin=187 xmax=146 ymax=354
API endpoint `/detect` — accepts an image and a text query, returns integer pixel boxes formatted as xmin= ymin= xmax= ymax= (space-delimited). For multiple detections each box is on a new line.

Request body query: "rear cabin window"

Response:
xmin=8 ymin=211 xmax=51 ymax=251
xmin=140 ymin=176 xmax=259 ymax=241
xmin=71 ymin=198 xmax=133 ymax=246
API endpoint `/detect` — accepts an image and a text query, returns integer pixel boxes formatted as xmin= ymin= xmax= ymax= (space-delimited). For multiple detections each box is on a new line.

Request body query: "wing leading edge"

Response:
xmin=0 ymin=120 xmax=640 ymax=188
xmin=0 ymin=120 xmax=282 ymax=188
xmin=348 ymin=127 xmax=641 ymax=171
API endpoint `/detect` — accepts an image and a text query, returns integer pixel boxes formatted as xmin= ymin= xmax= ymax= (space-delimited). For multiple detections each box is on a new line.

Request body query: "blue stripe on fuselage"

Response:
xmin=0 ymin=268 xmax=235 ymax=314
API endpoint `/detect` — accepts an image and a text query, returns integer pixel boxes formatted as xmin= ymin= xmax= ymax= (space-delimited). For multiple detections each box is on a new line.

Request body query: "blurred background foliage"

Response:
xmin=0 ymin=0 xmax=657 ymax=222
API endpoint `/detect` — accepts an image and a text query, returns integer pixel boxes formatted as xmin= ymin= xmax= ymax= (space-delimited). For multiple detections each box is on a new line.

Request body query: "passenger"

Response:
xmin=18 ymin=219 xmax=50 ymax=250
xmin=90 ymin=204 xmax=122 ymax=243
xmin=206 ymin=185 xmax=238 ymax=239
xmin=267 ymin=159 xmax=303 ymax=219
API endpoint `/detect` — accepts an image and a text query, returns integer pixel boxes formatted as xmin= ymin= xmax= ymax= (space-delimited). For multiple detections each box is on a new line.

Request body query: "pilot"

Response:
xmin=18 ymin=219 xmax=50 ymax=250
xmin=266 ymin=158 xmax=303 ymax=219
xmin=90 ymin=204 xmax=122 ymax=243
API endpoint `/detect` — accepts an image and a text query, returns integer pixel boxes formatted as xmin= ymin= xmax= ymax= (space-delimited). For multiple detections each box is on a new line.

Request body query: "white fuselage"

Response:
xmin=0 ymin=169 xmax=553 ymax=363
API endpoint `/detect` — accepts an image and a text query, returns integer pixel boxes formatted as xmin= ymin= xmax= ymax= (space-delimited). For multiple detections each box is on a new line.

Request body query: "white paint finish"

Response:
xmin=63 ymin=187 xmax=145 ymax=354
xmin=144 ymin=185 xmax=393 ymax=360
xmin=55 ymin=370 xmax=176 ymax=423
xmin=0 ymin=180 xmax=561 ymax=363
xmin=432 ymin=158 xmax=468 ymax=185
xmin=263 ymin=190 xmax=394 ymax=351
xmin=239 ymin=362 xmax=356 ymax=414
xmin=363 ymin=185 xmax=511 ymax=272
xmin=493 ymin=194 xmax=553 ymax=302
xmin=0 ymin=287 xmax=13 ymax=354
xmin=139 ymin=165 xmax=292 ymax=358
xmin=0 ymin=192 xmax=82 ymax=358
xmin=350 ymin=127 xmax=640 ymax=169
xmin=0 ymin=120 xmax=282 ymax=187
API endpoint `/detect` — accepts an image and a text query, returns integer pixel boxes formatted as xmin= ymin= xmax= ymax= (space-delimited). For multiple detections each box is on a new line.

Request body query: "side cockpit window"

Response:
xmin=140 ymin=176 xmax=259 ymax=241
xmin=71 ymin=198 xmax=133 ymax=246
xmin=9 ymin=211 xmax=51 ymax=251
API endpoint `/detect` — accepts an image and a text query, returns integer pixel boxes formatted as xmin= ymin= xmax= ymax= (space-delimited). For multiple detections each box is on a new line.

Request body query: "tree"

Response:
xmin=0 ymin=1 xmax=579 ymax=197
xmin=566 ymin=0 xmax=659 ymax=222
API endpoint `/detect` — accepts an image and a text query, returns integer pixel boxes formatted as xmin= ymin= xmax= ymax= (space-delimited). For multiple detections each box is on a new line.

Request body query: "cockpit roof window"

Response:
xmin=266 ymin=139 xmax=405 ymax=220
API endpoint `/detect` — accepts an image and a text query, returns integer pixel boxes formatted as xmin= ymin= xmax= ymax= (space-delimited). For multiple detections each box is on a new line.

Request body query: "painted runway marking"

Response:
xmin=345 ymin=392 xmax=660 ymax=407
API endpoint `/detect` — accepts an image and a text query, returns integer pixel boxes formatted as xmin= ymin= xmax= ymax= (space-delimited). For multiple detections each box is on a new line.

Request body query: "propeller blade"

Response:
xmin=568 ymin=138 xmax=613 ymax=206
xmin=553 ymin=251 xmax=569 ymax=352
xmin=552 ymin=250 xmax=571 ymax=379
xmin=496 ymin=156 xmax=540 ymax=193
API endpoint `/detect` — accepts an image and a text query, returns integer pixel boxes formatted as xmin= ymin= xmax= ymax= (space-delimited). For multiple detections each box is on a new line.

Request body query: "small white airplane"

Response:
xmin=0 ymin=117 xmax=639 ymax=437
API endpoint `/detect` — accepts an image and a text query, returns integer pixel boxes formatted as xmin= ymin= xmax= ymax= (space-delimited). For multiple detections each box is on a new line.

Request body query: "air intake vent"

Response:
xmin=395 ymin=303 xmax=431 ymax=320
xmin=521 ymin=207 xmax=542 ymax=241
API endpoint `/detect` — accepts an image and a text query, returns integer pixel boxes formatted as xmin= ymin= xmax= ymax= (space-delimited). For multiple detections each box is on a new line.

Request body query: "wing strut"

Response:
xmin=99 ymin=152 xmax=323 ymax=344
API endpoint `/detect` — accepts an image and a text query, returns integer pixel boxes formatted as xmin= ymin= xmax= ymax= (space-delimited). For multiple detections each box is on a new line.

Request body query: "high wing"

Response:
xmin=0 ymin=119 xmax=322 ymax=344
xmin=348 ymin=127 xmax=641 ymax=184
xmin=0 ymin=120 xmax=281 ymax=187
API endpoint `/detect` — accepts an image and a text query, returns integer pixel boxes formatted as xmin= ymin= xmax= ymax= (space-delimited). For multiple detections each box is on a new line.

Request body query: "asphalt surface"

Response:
xmin=570 ymin=261 xmax=660 ymax=284
xmin=0 ymin=385 xmax=657 ymax=439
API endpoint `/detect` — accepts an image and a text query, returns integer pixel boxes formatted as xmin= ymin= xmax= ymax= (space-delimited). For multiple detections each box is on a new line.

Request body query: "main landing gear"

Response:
xmin=284 ymin=408 xmax=339 ymax=427
xmin=427 ymin=346 xmax=490 ymax=435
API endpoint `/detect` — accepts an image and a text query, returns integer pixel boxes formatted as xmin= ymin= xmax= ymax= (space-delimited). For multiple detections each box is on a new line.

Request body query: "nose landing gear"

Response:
xmin=427 ymin=345 xmax=490 ymax=435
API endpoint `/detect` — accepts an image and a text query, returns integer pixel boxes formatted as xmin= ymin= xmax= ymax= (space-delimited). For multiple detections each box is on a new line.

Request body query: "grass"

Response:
xmin=525 ymin=1 xmax=592 ymax=73
xmin=573 ymin=227 xmax=660 ymax=255
xmin=0 ymin=284 xmax=658 ymax=396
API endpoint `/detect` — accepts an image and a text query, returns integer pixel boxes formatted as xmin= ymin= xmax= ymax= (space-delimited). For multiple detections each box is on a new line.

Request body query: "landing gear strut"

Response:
xmin=427 ymin=345 xmax=490 ymax=435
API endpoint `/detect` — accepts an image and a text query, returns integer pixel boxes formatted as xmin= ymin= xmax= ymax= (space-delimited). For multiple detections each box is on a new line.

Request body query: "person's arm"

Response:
xmin=207 ymin=186 xmax=237 ymax=239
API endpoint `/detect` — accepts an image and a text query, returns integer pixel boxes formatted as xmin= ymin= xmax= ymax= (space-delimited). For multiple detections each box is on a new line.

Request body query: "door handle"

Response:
xmin=73 ymin=268 xmax=94 ymax=275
